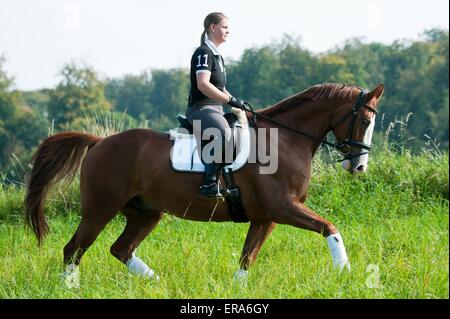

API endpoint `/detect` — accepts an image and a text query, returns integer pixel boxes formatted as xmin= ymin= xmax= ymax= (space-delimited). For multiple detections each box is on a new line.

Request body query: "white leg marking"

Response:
xmin=61 ymin=263 xmax=80 ymax=288
xmin=326 ymin=233 xmax=351 ymax=271
xmin=233 ymin=269 xmax=248 ymax=285
xmin=126 ymin=254 xmax=159 ymax=280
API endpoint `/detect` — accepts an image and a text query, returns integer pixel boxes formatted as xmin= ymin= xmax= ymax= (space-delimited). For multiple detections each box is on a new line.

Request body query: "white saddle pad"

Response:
xmin=169 ymin=122 xmax=251 ymax=173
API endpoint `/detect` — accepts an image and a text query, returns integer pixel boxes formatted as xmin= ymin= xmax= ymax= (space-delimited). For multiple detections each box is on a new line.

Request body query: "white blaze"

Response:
xmin=351 ymin=115 xmax=376 ymax=173
xmin=358 ymin=115 xmax=376 ymax=167
xmin=364 ymin=115 xmax=376 ymax=146
xmin=341 ymin=115 xmax=376 ymax=173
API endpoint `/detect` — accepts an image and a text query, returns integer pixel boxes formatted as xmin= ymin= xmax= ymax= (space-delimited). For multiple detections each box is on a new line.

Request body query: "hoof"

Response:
xmin=143 ymin=269 xmax=160 ymax=281
xmin=126 ymin=255 xmax=159 ymax=281
xmin=342 ymin=261 xmax=351 ymax=272
xmin=233 ymin=269 xmax=248 ymax=285
xmin=334 ymin=260 xmax=351 ymax=272
xmin=128 ymin=266 xmax=160 ymax=281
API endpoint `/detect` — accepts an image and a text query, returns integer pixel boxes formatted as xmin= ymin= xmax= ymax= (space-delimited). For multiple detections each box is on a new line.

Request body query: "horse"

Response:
xmin=24 ymin=83 xmax=384 ymax=283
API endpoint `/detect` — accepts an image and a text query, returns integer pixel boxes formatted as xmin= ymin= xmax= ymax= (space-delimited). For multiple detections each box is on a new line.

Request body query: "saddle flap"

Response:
xmin=170 ymin=125 xmax=251 ymax=173
xmin=170 ymin=109 xmax=250 ymax=173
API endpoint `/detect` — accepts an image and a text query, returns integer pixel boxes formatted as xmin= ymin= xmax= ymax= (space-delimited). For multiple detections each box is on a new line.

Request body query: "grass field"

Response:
xmin=0 ymin=149 xmax=448 ymax=298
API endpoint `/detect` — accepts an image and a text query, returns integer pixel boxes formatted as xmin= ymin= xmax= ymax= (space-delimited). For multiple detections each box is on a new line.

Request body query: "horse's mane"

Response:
xmin=258 ymin=83 xmax=360 ymax=117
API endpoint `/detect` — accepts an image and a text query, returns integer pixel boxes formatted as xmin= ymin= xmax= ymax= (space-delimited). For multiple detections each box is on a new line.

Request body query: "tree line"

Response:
xmin=0 ymin=28 xmax=448 ymax=182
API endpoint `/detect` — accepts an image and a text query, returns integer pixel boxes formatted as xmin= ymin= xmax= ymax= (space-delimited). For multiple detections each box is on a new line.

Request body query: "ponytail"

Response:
xmin=200 ymin=30 xmax=206 ymax=45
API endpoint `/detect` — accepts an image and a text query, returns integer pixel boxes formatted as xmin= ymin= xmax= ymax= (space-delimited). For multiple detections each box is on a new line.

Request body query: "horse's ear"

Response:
xmin=367 ymin=84 xmax=384 ymax=101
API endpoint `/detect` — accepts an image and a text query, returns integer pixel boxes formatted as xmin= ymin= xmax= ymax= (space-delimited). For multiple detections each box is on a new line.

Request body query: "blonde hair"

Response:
xmin=200 ymin=12 xmax=228 ymax=45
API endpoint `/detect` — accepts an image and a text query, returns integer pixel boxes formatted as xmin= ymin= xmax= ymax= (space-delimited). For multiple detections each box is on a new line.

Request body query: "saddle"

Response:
xmin=169 ymin=112 xmax=251 ymax=173
xmin=168 ymin=109 xmax=250 ymax=223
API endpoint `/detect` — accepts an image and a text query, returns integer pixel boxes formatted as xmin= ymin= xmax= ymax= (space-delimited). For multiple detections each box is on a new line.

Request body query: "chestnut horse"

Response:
xmin=25 ymin=83 xmax=384 ymax=283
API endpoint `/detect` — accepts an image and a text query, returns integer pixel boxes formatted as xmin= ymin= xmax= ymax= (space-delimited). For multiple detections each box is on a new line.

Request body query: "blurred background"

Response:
xmin=0 ymin=0 xmax=448 ymax=183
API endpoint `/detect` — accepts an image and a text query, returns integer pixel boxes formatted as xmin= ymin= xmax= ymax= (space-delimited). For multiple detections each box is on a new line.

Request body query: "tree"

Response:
xmin=0 ymin=56 xmax=19 ymax=121
xmin=227 ymin=46 xmax=280 ymax=106
xmin=21 ymin=89 xmax=51 ymax=115
xmin=277 ymin=42 xmax=318 ymax=97
xmin=316 ymin=54 xmax=354 ymax=84
xmin=147 ymin=68 xmax=189 ymax=130
xmin=47 ymin=61 xmax=111 ymax=130
xmin=0 ymin=56 xmax=20 ymax=170
xmin=333 ymin=39 xmax=386 ymax=88
xmin=0 ymin=56 xmax=48 ymax=177
xmin=105 ymin=72 xmax=154 ymax=121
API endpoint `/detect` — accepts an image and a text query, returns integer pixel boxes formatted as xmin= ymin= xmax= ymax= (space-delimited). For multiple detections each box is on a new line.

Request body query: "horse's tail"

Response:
xmin=25 ymin=132 xmax=102 ymax=245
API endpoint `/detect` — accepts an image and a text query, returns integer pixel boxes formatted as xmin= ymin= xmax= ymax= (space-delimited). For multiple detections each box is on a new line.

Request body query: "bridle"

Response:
xmin=329 ymin=89 xmax=378 ymax=161
xmin=242 ymin=89 xmax=378 ymax=162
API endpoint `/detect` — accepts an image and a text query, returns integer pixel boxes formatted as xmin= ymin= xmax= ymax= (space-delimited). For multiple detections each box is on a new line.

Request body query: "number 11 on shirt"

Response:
xmin=197 ymin=54 xmax=208 ymax=67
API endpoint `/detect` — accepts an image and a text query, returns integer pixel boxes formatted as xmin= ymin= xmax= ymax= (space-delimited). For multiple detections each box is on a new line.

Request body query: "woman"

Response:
xmin=186 ymin=12 xmax=246 ymax=199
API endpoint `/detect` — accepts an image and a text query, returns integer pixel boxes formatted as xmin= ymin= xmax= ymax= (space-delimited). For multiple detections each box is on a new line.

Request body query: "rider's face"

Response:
xmin=210 ymin=18 xmax=229 ymax=45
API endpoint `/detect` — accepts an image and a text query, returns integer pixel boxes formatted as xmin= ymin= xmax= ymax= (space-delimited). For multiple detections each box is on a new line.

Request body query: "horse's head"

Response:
xmin=331 ymin=84 xmax=384 ymax=175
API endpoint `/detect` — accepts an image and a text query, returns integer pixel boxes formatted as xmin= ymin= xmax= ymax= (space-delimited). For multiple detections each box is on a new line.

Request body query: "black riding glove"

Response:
xmin=227 ymin=96 xmax=246 ymax=110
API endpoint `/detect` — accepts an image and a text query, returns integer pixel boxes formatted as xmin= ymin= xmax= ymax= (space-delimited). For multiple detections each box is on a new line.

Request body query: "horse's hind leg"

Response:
xmin=63 ymin=215 xmax=114 ymax=266
xmin=62 ymin=192 xmax=124 ymax=284
xmin=234 ymin=221 xmax=276 ymax=282
xmin=110 ymin=205 xmax=163 ymax=279
xmin=273 ymin=200 xmax=350 ymax=270
xmin=61 ymin=208 xmax=118 ymax=287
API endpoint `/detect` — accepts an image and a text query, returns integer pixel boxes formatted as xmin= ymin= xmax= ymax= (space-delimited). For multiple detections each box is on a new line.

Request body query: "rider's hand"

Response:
xmin=227 ymin=96 xmax=246 ymax=110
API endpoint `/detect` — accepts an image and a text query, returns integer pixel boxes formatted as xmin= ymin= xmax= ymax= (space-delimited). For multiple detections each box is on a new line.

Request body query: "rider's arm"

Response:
xmin=223 ymin=87 xmax=231 ymax=97
xmin=196 ymin=72 xmax=231 ymax=104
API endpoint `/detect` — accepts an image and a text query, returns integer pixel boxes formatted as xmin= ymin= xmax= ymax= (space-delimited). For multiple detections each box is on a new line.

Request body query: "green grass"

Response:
xmin=0 ymin=150 xmax=448 ymax=298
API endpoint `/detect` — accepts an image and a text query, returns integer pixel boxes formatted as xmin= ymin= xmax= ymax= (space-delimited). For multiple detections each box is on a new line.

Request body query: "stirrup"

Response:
xmin=199 ymin=181 xmax=229 ymax=200
xmin=199 ymin=182 xmax=221 ymax=198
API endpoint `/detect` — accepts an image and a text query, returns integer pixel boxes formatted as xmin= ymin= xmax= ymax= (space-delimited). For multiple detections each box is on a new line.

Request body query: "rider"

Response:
xmin=186 ymin=12 xmax=246 ymax=199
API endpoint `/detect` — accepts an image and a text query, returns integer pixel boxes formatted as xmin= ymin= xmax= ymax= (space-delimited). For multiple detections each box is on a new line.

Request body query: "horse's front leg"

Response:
xmin=273 ymin=200 xmax=350 ymax=270
xmin=233 ymin=221 xmax=276 ymax=283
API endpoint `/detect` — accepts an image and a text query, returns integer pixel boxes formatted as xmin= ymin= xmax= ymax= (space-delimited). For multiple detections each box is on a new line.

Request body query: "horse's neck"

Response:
xmin=266 ymin=100 xmax=333 ymax=155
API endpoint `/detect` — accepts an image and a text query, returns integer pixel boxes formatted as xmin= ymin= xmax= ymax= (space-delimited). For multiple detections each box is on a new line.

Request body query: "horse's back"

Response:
xmin=91 ymin=128 xmax=168 ymax=153
xmin=80 ymin=128 xmax=170 ymax=195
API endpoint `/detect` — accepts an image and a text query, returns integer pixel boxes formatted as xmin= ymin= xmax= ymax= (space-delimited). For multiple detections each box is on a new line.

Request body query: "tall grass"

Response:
xmin=0 ymin=112 xmax=448 ymax=298
xmin=0 ymin=148 xmax=447 ymax=298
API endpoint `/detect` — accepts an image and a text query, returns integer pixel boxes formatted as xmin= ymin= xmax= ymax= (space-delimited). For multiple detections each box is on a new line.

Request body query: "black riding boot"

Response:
xmin=199 ymin=162 xmax=222 ymax=198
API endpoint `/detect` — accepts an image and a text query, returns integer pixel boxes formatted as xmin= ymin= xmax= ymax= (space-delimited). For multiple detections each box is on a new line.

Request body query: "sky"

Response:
xmin=0 ymin=0 xmax=448 ymax=91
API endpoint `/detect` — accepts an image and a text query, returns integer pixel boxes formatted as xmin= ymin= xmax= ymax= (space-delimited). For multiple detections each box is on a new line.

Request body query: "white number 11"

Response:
xmin=196 ymin=54 xmax=208 ymax=67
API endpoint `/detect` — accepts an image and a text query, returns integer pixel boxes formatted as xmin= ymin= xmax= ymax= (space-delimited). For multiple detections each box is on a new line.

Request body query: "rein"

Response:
xmin=242 ymin=89 xmax=378 ymax=162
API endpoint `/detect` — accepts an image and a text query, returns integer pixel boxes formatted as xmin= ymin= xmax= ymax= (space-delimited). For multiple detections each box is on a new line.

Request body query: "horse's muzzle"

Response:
xmin=341 ymin=160 xmax=367 ymax=175
xmin=352 ymin=164 xmax=367 ymax=175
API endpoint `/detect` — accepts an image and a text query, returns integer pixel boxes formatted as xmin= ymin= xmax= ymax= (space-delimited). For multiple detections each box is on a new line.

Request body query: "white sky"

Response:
xmin=0 ymin=0 xmax=448 ymax=90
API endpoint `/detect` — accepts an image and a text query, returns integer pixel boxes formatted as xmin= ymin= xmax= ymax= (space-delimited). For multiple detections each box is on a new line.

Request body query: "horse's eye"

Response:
xmin=361 ymin=119 xmax=371 ymax=126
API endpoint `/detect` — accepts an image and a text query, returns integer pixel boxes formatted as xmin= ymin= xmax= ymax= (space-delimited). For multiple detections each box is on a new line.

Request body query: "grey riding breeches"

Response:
xmin=186 ymin=105 xmax=233 ymax=164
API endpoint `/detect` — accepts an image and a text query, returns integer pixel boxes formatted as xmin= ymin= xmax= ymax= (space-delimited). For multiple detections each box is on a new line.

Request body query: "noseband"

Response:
xmin=242 ymin=89 xmax=378 ymax=163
